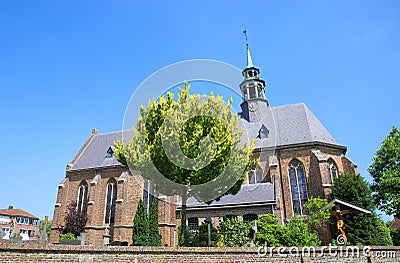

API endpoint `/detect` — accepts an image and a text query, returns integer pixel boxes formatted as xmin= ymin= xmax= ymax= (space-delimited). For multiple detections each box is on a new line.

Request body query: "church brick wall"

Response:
xmin=0 ymin=244 xmax=398 ymax=263
xmin=50 ymin=167 xmax=177 ymax=246
xmin=51 ymin=142 xmax=353 ymax=246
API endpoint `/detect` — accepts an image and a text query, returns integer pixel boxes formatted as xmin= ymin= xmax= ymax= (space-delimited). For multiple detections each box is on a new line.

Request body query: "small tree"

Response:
xmin=368 ymin=126 xmax=400 ymax=217
xmin=132 ymin=199 xmax=149 ymax=246
xmin=148 ymin=198 xmax=162 ymax=246
xmin=255 ymin=214 xmax=285 ymax=247
xmin=62 ymin=201 xmax=88 ymax=237
xmin=195 ymin=222 xmax=220 ymax=247
xmin=115 ymin=83 xmax=256 ymax=246
xmin=219 ymin=217 xmax=250 ymax=247
xmin=284 ymin=216 xmax=320 ymax=247
xmin=303 ymin=197 xmax=333 ymax=233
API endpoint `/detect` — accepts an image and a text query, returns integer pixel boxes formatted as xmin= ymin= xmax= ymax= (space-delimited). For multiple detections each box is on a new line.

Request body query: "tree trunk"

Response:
xmin=180 ymin=193 xmax=188 ymax=246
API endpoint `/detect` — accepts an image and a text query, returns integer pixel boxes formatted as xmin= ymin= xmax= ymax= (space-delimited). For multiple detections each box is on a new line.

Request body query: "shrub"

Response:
xmin=219 ymin=217 xmax=250 ymax=247
xmin=59 ymin=232 xmax=76 ymax=241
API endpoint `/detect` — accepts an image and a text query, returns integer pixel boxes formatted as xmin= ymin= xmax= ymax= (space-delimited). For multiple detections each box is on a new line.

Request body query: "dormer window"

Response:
xmin=106 ymin=147 xmax=114 ymax=158
xmin=258 ymin=125 xmax=269 ymax=139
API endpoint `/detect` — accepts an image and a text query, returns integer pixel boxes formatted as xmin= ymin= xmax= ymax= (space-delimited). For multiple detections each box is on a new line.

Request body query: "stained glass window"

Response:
xmin=289 ymin=160 xmax=308 ymax=215
xmin=104 ymin=179 xmax=117 ymax=225
xmin=327 ymin=159 xmax=338 ymax=184
xmin=77 ymin=181 xmax=88 ymax=212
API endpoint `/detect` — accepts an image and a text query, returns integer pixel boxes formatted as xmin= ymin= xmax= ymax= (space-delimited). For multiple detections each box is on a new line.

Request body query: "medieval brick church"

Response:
xmin=50 ymin=45 xmax=357 ymax=246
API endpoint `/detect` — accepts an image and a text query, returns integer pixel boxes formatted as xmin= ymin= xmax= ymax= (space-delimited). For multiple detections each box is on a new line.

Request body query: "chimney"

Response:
xmin=92 ymin=127 xmax=98 ymax=135
xmin=8 ymin=205 xmax=13 ymax=210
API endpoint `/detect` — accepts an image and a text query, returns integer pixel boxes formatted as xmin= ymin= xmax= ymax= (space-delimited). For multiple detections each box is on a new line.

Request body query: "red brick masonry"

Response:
xmin=0 ymin=244 xmax=399 ymax=263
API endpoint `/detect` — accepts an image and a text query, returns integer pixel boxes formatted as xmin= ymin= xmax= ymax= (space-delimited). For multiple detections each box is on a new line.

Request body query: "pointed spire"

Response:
xmin=243 ymin=29 xmax=254 ymax=68
xmin=247 ymin=46 xmax=254 ymax=68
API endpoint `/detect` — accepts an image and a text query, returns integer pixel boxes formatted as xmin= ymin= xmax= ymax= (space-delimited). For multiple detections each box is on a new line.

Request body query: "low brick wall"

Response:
xmin=0 ymin=244 xmax=399 ymax=263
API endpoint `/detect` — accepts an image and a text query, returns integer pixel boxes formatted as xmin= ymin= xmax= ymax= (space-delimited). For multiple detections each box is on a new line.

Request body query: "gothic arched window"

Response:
xmin=104 ymin=178 xmax=117 ymax=225
xmin=288 ymin=159 xmax=308 ymax=215
xmin=143 ymin=180 xmax=154 ymax=212
xmin=327 ymin=159 xmax=338 ymax=184
xmin=77 ymin=181 xmax=88 ymax=212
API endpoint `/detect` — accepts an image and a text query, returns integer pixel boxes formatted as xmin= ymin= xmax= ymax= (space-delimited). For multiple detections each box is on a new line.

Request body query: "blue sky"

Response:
xmin=0 ymin=1 xmax=399 ymax=220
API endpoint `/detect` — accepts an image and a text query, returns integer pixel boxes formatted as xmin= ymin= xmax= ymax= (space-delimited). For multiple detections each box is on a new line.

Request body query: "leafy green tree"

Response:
xmin=255 ymin=214 xmax=320 ymax=247
xmin=115 ymin=83 xmax=256 ymax=245
xmin=329 ymin=173 xmax=374 ymax=210
xmin=284 ymin=216 xmax=321 ymax=247
xmin=303 ymin=197 xmax=333 ymax=233
xmin=329 ymin=173 xmax=393 ymax=245
xmin=132 ymin=199 xmax=150 ymax=246
xmin=255 ymin=214 xmax=285 ymax=247
xmin=219 ymin=217 xmax=250 ymax=247
xmin=148 ymin=198 xmax=162 ymax=246
xmin=195 ymin=222 xmax=220 ymax=247
xmin=368 ymin=126 xmax=400 ymax=217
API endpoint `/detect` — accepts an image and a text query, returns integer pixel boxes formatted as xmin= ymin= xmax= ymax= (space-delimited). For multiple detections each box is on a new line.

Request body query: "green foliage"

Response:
xmin=303 ymin=197 xmax=333 ymax=233
xmin=115 ymin=82 xmax=256 ymax=246
xmin=255 ymin=214 xmax=321 ymax=247
xmin=255 ymin=214 xmax=285 ymax=247
xmin=132 ymin=199 xmax=162 ymax=246
xmin=341 ymin=213 xmax=393 ymax=246
xmin=195 ymin=222 xmax=220 ymax=247
xmin=59 ymin=232 xmax=76 ymax=241
xmin=368 ymin=126 xmax=400 ymax=217
xmin=390 ymin=228 xmax=400 ymax=246
xmin=219 ymin=217 xmax=250 ymax=247
xmin=284 ymin=216 xmax=321 ymax=247
xmin=148 ymin=199 xmax=162 ymax=246
xmin=132 ymin=199 xmax=150 ymax=246
xmin=329 ymin=173 xmax=375 ymax=210
xmin=38 ymin=219 xmax=52 ymax=240
xmin=329 ymin=173 xmax=393 ymax=246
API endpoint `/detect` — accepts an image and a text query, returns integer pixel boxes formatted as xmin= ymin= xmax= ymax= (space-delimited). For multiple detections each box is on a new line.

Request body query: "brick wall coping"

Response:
xmin=0 ymin=243 xmax=399 ymax=254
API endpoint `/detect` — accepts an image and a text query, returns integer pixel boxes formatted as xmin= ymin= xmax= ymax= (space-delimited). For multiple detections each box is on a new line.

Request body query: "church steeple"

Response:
xmin=246 ymin=43 xmax=254 ymax=68
xmin=240 ymin=30 xmax=268 ymax=105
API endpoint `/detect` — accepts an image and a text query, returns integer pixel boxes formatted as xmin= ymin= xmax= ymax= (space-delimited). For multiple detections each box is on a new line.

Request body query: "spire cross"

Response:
xmin=243 ymin=29 xmax=248 ymax=48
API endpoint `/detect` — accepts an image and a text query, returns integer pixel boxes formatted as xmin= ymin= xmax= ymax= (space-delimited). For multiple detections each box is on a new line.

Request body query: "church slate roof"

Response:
xmin=69 ymin=103 xmax=344 ymax=171
xmin=179 ymin=183 xmax=275 ymax=210
xmin=69 ymin=130 xmax=133 ymax=171
xmin=239 ymin=102 xmax=343 ymax=150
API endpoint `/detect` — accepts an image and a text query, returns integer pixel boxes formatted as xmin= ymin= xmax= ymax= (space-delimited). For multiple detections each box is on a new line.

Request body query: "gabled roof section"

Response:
xmin=0 ymin=208 xmax=39 ymax=219
xmin=68 ymin=130 xmax=133 ymax=171
xmin=328 ymin=198 xmax=371 ymax=214
xmin=273 ymin=103 xmax=338 ymax=146
xmin=70 ymin=103 xmax=344 ymax=171
xmin=179 ymin=183 xmax=275 ymax=210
